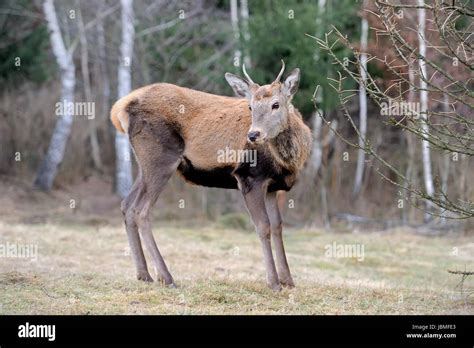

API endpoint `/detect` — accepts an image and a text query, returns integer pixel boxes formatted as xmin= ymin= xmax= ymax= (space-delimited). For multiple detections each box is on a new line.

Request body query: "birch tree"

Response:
xmin=308 ymin=0 xmax=326 ymax=178
xmin=417 ymin=0 xmax=434 ymax=220
xmin=78 ymin=6 xmax=102 ymax=171
xmin=240 ymin=0 xmax=251 ymax=67
xmin=96 ymin=1 xmax=111 ymax=132
xmin=352 ymin=0 xmax=368 ymax=196
xmin=403 ymin=67 xmax=417 ymax=223
xmin=34 ymin=0 xmax=75 ymax=191
xmin=115 ymin=0 xmax=134 ymax=198
xmin=230 ymin=0 xmax=241 ymax=68
xmin=308 ymin=0 xmax=329 ymax=228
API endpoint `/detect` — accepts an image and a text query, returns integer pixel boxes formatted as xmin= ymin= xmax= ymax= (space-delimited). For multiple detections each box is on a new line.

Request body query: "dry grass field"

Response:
xmin=0 ymin=177 xmax=472 ymax=315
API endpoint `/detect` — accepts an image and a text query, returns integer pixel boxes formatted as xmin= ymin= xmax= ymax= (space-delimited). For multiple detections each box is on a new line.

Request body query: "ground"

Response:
xmin=0 ymin=176 xmax=472 ymax=314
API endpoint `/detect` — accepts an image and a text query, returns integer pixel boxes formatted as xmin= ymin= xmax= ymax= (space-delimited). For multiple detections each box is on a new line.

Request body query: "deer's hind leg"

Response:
xmin=131 ymin=166 xmax=178 ymax=286
xmin=128 ymin=117 xmax=184 ymax=287
xmin=122 ymin=169 xmax=153 ymax=282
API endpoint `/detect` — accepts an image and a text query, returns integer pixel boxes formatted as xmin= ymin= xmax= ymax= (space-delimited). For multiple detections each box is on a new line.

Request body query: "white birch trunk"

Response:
xmin=316 ymin=0 xmax=326 ymax=30
xmin=96 ymin=4 xmax=111 ymax=123
xmin=78 ymin=7 xmax=102 ymax=171
xmin=230 ymin=0 xmax=241 ymax=68
xmin=353 ymin=7 xmax=368 ymax=196
xmin=308 ymin=111 xmax=323 ymax=176
xmin=403 ymin=68 xmax=417 ymax=223
xmin=318 ymin=1 xmax=326 ymax=14
xmin=308 ymin=0 xmax=327 ymax=176
xmin=240 ymin=0 xmax=251 ymax=67
xmin=417 ymin=0 xmax=435 ymax=220
xmin=115 ymin=0 xmax=134 ymax=198
xmin=313 ymin=0 xmax=326 ymax=62
xmin=440 ymin=93 xmax=451 ymax=222
xmin=314 ymin=0 xmax=329 ymax=228
xmin=34 ymin=0 xmax=75 ymax=191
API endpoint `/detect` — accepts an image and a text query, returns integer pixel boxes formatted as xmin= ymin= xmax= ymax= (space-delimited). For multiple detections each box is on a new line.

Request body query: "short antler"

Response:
xmin=242 ymin=64 xmax=255 ymax=84
xmin=274 ymin=60 xmax=285 ymax=83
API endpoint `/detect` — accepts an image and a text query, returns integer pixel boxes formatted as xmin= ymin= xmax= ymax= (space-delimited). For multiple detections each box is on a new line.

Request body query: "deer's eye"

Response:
xmin=272 ymin=102 xmax=279 ymax=110
xmin=248 ymin=105 xmax=252 ymax=111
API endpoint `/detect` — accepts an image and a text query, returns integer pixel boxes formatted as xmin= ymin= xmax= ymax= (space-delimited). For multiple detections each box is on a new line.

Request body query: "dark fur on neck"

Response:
xmin=268 ymin=109 xmax=312 ymax=171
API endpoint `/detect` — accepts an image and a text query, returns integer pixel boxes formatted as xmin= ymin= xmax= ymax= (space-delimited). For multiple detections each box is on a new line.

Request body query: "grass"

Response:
xmin=0 ymin=217 xmax=472 ymax=315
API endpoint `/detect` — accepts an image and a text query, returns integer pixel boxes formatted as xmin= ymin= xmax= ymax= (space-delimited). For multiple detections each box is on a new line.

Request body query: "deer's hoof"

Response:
xmin=269 ymin=283 xmax=282 ymax=292
xmin=137 ymin=271 xmax=154 ymax=282
xmin=280 ymin=279 xmax=295 ymax=289
xmin=156 ymin=277 xmax=176 ymax=288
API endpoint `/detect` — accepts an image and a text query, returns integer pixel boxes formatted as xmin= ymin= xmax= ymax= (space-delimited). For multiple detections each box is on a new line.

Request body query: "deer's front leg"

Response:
xmin=241 ymin=181 xmax=281 ymax=291
xmin=265 ymin=191 xmax=294 ymax=288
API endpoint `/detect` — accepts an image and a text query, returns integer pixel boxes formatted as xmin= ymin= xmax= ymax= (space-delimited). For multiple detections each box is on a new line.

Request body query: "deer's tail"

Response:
xmin=110 ymin=96 xmax=132 ymax=134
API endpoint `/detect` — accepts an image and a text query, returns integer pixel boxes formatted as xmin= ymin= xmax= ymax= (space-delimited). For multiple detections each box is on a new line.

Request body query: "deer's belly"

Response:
xmin=177 ymin=156 xmax=239 ymax=189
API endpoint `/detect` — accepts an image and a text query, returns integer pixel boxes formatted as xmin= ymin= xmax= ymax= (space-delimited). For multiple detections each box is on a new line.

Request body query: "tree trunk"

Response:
xmin=417 ymin=0 xmax=434 ymax=221
xmin=310 ymin=0 xmax=325 ymax=174
xmin=308 ymin=111 xmax=323 ymax=176
xmin=115 ymin=0 xmax=135 ymax=198
xmin=230 ymin=0 xmax=242 ymax=69
xmin=34 ymin=0 xmax=75 ymax=191
xmin=240 ymin=0 xmax=251 ymax=67
xmin=96 ymin=3 xmax=112 ymax=147
xmin=316 ymin=0 xmax=326 ymax=29
xmin=440 ymin=93 xmax=451 ymax=222
xmin=312 ymin=0 xmax=329 ymax=228
xmin=403 ymin=67 xmax=417 ymax=223
xmin=353 ymin=3 xmax=368 ymax=197
xmin=78 ymin=7 xmax=103 ymax=171
xmin=314 ymin=0 xmax=326 ymax=62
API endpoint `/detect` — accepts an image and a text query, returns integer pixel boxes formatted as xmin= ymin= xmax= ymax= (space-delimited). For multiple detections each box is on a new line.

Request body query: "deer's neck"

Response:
xmin=268 ymin=110 xmax=312 ymax=172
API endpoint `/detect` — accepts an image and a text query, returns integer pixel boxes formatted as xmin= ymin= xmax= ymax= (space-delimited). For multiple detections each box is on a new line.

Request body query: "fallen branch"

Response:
xmin=448 ymin=269 xmax=473 ymax=306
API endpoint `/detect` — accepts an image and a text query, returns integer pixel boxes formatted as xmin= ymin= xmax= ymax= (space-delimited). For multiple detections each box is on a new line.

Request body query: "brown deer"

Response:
xmin=110 ymin=61 xmax=312 ymax=291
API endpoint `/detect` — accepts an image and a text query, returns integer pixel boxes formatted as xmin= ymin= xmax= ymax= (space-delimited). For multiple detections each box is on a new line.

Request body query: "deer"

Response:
xmin=110 ymin=61 xmax=312 ymax=291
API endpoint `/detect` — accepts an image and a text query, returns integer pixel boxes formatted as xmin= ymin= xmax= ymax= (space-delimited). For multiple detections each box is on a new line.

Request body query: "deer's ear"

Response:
xmin=225 ymin=73 xmax=252 ymax=99
xmin=283 ymin=68 xmax=300 ymax=98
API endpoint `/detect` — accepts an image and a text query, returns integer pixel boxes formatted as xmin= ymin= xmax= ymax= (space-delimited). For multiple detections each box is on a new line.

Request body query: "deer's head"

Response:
xmin=225 ymin=60 xmax=300 ymax=144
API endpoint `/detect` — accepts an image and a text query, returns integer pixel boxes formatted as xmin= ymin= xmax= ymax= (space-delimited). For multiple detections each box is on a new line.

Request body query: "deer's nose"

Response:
xmin=248 ymin=131 xmax=260 ymax=143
